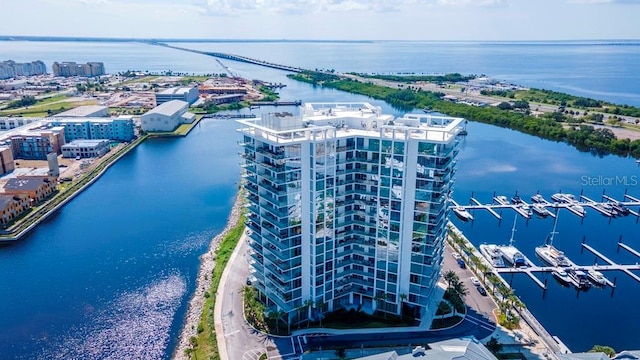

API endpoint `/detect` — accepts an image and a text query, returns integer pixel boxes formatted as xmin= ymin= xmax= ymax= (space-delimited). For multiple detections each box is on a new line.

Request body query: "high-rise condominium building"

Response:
xmin=238 ymin=102 xmax=463 ymax=324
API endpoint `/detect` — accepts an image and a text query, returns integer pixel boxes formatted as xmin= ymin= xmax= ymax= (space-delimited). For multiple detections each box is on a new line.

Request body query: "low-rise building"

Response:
xmin=155 ymin=86 xmax=198 ymax=105
xmin=0 ymin=146 xmax=15 ymax=176
xmin=0 ymin=117 xmax=43 ymax=131
xmin=61 ymin=139 xmax=110 ymax=158
xmin=3 ymin=176 xmax=57 ymax=204
xmin=50 ymin=116 xmax=135 ymax=142
xmin=53 ymin=105 xmax=109 ymax=118
xmin=206 ymin=94 xmax=244 ymax=105
xmin=0 ymin=194 xmax=30 ymax=226
xmin=10 ymin=126 xmax=65 ymax=160
xmin=141 ymin=100 xmax=194 ymax=132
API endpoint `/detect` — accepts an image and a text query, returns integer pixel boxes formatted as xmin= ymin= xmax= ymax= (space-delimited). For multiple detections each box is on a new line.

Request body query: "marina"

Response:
xmin=452 ymin=191 xmax=640 ymax=221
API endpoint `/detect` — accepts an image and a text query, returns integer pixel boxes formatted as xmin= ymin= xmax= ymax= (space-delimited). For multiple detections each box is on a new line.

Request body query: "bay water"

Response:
xmin=0 ymin=40 xmax=639 ymax=358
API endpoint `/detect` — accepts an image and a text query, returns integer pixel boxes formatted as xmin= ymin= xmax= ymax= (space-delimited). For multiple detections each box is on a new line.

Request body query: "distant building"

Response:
xmin=50 ymin=116 xmax=135 ymax=142
xmin=53 ymin=105 xmax=109 ymax=118
xmin=155 ymin=86 xmax=199 ymax=105
xmin=3 ymin=176 xmax=57 ymax=204
xmin=0 ymin=80 xmax=28 ymax=90
xmin=10 ymin=126 xmax=66 ymax=160
xmin=0 ymin=146 xmax=15 ymax=176
xmin=61 ymin=139 xmax=110 ymax=158
xmin=352 ymin=338 xmax=497 ymax=360
xmin=52 ymin=61 xmax=105 ymax=77
xmin=141 ymin=100 xmax=195 ymax=132
xmin=0 ymin=194 xmax=30 ymax=226
xmin=207 ymin=94 xmax=244 ymax=105
xmin=198 ymin=85 xmax=247 ymax=95
xmin=0 ymin=60 xmax=47 ymax=80
xmin=0 ymin=117 xmax=43 ymax=131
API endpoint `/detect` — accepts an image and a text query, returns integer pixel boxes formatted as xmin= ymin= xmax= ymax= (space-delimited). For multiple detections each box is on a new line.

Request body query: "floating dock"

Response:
xmin=453 ymin=192 xmax=640 ymax=220
xmin=581 ymin=243 xmax=640 ymax=284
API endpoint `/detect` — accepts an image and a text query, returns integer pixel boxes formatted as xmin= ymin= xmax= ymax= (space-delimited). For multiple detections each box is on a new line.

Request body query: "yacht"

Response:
xmin=535 ymin=214 xmax=572 ymax=267
xmin=587 ymin=269 xmax=608 ymax=287
xmin=479 ymin=244 xmax=506 ymax=268
xmin=552 ymin=269 xmax=571 ymax=286
xmin=609 ymin=201 xmax=630 ymax=216
xmin=532 ymin=203 xmax=551 ymax=218
xmin=494 ymin=195 xmax=509 ymax=205
xmin=567 ymin=269 xmax=591 ymax=289
xmin=497 ymin=216 xmax=528 ymax=267
xmin=452 ymin=206 xmax=474 ymax=222
xmin=531 ymin=194 xmax=546 ymax=204
xmin=551 ymin=193 xmax=566 ymax=203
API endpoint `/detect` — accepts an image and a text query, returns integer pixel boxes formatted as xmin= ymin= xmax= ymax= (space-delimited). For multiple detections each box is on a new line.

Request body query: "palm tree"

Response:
xmin=314 ymin=300 xmax=326 ymax=327
xmin=443 ymin=270 xmax=459 ymax=289
xmin=477 ymin=262 xmax=490 ymax=283
xmin=303 ymin=299 xmax=314 ymax=327
xmin=399 ymin=293 xmax=408 ymax=316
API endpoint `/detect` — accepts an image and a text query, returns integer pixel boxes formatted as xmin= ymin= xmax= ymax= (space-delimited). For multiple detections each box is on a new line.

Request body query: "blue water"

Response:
xmin=0 ymin=40 xmax=639 ymax=357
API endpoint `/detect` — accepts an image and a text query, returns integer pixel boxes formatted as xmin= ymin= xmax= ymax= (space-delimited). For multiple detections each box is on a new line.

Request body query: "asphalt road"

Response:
xmin=219 ymin=234 xmax=499 ymax=358
xmin=219 ymin=234 xmax=296 ymax=360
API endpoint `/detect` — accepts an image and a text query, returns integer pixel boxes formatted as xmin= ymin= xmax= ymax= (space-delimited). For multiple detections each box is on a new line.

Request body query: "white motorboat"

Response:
xmin=587 ymin=269 xmax=608 ymax=286
xmin=452 ymin=206 xmax=474 ymax=222
xmin=479 ymin=244 xmax=506 ymax=268
xmin=567 ymin=269 xmax=591 ymax=289
xmin=552 ymin=269 xmax=571 ymax=285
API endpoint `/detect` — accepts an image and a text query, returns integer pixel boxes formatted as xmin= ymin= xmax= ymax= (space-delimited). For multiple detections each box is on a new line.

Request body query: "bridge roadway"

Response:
xmin=153 ymin=42 xmax=305 ymax=73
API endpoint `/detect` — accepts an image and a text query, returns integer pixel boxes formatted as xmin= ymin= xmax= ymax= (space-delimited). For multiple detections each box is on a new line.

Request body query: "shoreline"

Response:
xmin=172 ymin=192 xmax=244 ymax=359
xmin=0 ymin=135 xmax=147 ymax=242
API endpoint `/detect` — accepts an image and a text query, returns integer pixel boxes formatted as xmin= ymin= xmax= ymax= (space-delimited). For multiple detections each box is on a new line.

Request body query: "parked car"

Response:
xmin=452 ymin=252 xmax=462 ymax=261
xmin=470 ymin=277 xmax=481 ymax=286
xmin=457 ymin=259 xmax=466 ymax=269
xmin=477 ymin=286 xmax=487 ymax=296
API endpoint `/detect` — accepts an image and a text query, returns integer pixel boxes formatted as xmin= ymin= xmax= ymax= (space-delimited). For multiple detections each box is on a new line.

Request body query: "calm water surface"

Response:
xmin=0 ymin=40 xmax=639 ymax=357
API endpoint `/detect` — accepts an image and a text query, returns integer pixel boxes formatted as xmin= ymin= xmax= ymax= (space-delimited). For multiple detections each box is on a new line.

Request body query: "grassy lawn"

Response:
xmin=120 ymin=75 xmax=161 ymax=85
xmin=147 ymin=116 xmax=203 ymax=137
xmin=430 ymin=315 xmax=464 ymax=329
xmin=0 ymin=95 xmax=97 ymax=116
xmin=190 ymin=214 xmax=246 ymax=360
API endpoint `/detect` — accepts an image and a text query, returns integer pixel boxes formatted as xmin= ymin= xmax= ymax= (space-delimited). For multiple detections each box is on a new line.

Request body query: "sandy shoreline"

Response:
xmin=172 ymin=194 xmax=243 ymax=359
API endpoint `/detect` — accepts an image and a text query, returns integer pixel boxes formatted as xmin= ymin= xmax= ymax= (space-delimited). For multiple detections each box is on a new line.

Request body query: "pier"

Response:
xmin=248 ymin=100 xmax=302 ymax=107
xmin=454 ymin=191 xmax=640 ymax=221
xmin=581 ymin=243 xmax=640 ymax=284
xmin=201 ymin=114 xmax=257 ymax=119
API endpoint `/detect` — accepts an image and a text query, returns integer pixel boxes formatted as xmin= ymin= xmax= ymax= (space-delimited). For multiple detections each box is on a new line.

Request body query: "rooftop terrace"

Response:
xmin=237 ymin=102 xmax=464 ymax=144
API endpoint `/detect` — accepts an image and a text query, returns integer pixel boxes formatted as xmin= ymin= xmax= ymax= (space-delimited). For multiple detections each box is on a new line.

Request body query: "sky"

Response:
xmin=0 ymin=0 xmax=639 ymax=41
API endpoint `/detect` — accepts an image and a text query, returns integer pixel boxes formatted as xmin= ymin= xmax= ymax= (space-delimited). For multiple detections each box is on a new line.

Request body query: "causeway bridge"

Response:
xmin=152 ymin=42 xmax=305 ymax=73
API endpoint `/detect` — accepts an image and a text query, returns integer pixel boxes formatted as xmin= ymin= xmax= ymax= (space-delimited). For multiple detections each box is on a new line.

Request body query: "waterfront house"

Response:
xmin=3 ymin=176 xmax=57 ymax=204
xmin=0 ymin=194 xmax=30 ymax=226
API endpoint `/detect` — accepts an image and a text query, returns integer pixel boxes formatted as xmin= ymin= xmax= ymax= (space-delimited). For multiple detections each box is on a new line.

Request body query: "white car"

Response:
xmin=470 ymin=277 xmax=481 ymax=286
xmin=452 ymin=252 xmax=462 ymax=261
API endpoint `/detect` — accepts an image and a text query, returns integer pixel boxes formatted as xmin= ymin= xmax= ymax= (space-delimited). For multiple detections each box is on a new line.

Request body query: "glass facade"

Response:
xmin=238 ymin=103 xmax=462 ymax=324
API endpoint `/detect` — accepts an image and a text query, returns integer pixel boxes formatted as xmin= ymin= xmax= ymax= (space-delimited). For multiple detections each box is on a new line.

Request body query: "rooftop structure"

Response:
xmin=238 ymin=102 xmax=463 ymax=324
xmin=53 ymin=105 xmax=109 ymax=118
xmin=353 ymin=338 xmax=498 ymax=360
xmin=155 ymin=86 xmax=198 ymax=105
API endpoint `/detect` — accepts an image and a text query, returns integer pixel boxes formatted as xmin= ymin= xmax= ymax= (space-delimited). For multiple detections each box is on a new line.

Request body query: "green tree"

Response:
xmin=589 ymin=345 xmax=616 ymax=357
xmin=485 ymin=337 xmax=503 ymax=355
